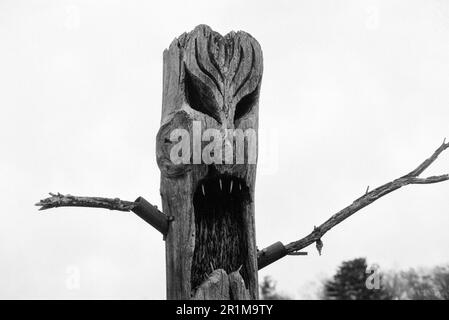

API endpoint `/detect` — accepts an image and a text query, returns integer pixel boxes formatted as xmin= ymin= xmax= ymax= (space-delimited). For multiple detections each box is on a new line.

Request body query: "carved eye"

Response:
xmin=184 ymin=64 xmax=222 ymax=124
xmin=234 ymin=85 xmax=259 ymax=123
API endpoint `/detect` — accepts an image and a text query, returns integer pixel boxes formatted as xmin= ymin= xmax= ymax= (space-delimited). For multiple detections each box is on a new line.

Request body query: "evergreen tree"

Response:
xmin=323 ymin=258 xmax=390 ymax=300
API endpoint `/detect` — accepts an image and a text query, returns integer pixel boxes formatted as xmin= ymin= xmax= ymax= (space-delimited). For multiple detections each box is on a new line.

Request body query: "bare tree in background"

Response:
xmin=384 ymin=265 xmax=449 ymax=300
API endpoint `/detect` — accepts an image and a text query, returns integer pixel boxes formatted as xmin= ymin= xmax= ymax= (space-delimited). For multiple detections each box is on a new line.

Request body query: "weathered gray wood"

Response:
xmin=229 ymin=270 xmax=251 ymax=300
xmin=192 ymin=269 xmax=250 ymax=300
xmin=36 ymin=193 xmax=136 ymax=211
xmin=157 ymin=25 xmax=263 ymax=300
xmin=257 ymin=241 xmax=288 ymax=270
xmin=132 ymin=197 xmax=169 ymax=236
xmin=192 ymin=269 xmax=230 ymax=300
xmin=35 ymin=194 xmax=170 ymax=236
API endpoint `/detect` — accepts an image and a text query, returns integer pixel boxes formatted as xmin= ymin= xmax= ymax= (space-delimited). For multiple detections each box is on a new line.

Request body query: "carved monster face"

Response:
xmin=183 ymin=26 xmax=263 ymax=129
xmin=157 ymin=25 xmax=263 ymax=299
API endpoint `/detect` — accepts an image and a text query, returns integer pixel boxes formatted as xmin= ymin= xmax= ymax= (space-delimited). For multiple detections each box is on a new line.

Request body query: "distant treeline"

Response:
xmin=260 ymin=258 xmax=449 ymax=300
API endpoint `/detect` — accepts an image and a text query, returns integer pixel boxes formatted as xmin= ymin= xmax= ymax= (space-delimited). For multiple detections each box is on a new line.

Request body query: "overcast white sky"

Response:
xmin=1 ymin=0 xmax=448 ymax=299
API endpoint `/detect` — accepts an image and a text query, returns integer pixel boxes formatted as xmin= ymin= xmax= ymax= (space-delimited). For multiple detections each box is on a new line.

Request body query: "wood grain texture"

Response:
xmin=229 ymin=270 xmax=251 ymax=300
xmin=192 ymin=269 xmax=250 ymax=300
xmin=192 ymin=269 xmax=230 ymax=300
xmin=36 ymin=193 xmax=136 ymax=211
xmin=157 ymin=25 xmax=263 ymax=300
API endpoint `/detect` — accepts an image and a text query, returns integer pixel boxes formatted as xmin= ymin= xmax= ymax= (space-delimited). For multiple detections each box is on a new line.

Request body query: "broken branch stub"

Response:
xmin=257 ymin=241 xmax=287 ymax=270
xmin=131 ymin=197 xmax=169 ymax=237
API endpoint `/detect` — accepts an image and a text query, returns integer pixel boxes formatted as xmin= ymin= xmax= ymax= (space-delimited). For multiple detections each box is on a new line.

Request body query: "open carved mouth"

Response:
xmin=191 ymin=172 xmax=251 ymax=291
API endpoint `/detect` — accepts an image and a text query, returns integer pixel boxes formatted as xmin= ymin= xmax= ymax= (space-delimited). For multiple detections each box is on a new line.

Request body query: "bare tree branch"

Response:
xmin=37 ymin=140 xmax=449 ymax=270
xmin=283 ymin=139 xmax=449 ymax=256
xmin=36 ymin=193 xmax=137 ymax=212
xmin=35 ymin=194 xmax=169 ymax=236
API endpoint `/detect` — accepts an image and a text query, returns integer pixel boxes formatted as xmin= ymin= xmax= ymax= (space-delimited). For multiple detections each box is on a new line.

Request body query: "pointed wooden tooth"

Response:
xmin=219 ymin=179 xmax=222 ymax=191
xmin=229 ymin=180 xmax=233 ymax=193
xmin=202 ymin=184 xmax=205 ymax=196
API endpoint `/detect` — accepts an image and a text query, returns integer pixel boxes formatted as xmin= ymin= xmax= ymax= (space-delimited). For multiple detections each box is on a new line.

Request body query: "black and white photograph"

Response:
xmin=1 ymin=0 xmax=449 ymax=308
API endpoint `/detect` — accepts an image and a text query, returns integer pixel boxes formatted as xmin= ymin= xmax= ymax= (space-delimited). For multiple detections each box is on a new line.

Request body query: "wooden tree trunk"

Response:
xmin=156 ymin=25 xmax=263 ymax=299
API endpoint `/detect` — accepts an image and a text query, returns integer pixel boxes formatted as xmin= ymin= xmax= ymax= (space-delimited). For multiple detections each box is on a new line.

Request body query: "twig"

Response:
xmin=284 ymin=140 xmax=449 ymax=255
xmin=287 ymin=251 xmax=308 ymax=256
xmin=36 ymin=193 xmax=136 ymax=212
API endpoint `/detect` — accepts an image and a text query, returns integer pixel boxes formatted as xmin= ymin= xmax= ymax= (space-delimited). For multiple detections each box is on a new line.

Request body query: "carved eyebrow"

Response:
xmin=207 ymin=33 xmax=224 ymax=83
xmin=233 ymin=43 xmax=255 ymax=98
xmin=231 ymin=45 xmax=244 ymax=84
xmin=194 ymin=38 xmax=223 ymax=97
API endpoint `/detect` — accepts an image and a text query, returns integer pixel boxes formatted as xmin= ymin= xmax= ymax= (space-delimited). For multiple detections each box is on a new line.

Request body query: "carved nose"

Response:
xmin=221 ymin=126 xmax=232 ymax=143
xmin=220 ymin=117 xmax=235 ymax=136
xmin=219 ymin=110 xmax=235 ymax=130
xmin=220 ymin=124 xmax=234 ymax=158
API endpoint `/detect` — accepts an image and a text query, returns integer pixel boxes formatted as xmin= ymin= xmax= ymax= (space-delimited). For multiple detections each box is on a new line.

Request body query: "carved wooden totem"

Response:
xmin=156 ymin=25 xmax=263 ymax=299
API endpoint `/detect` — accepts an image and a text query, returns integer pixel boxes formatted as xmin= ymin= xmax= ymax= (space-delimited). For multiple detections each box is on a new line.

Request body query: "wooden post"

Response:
xmin=156 ymin=25 xmax=263 ymax=299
